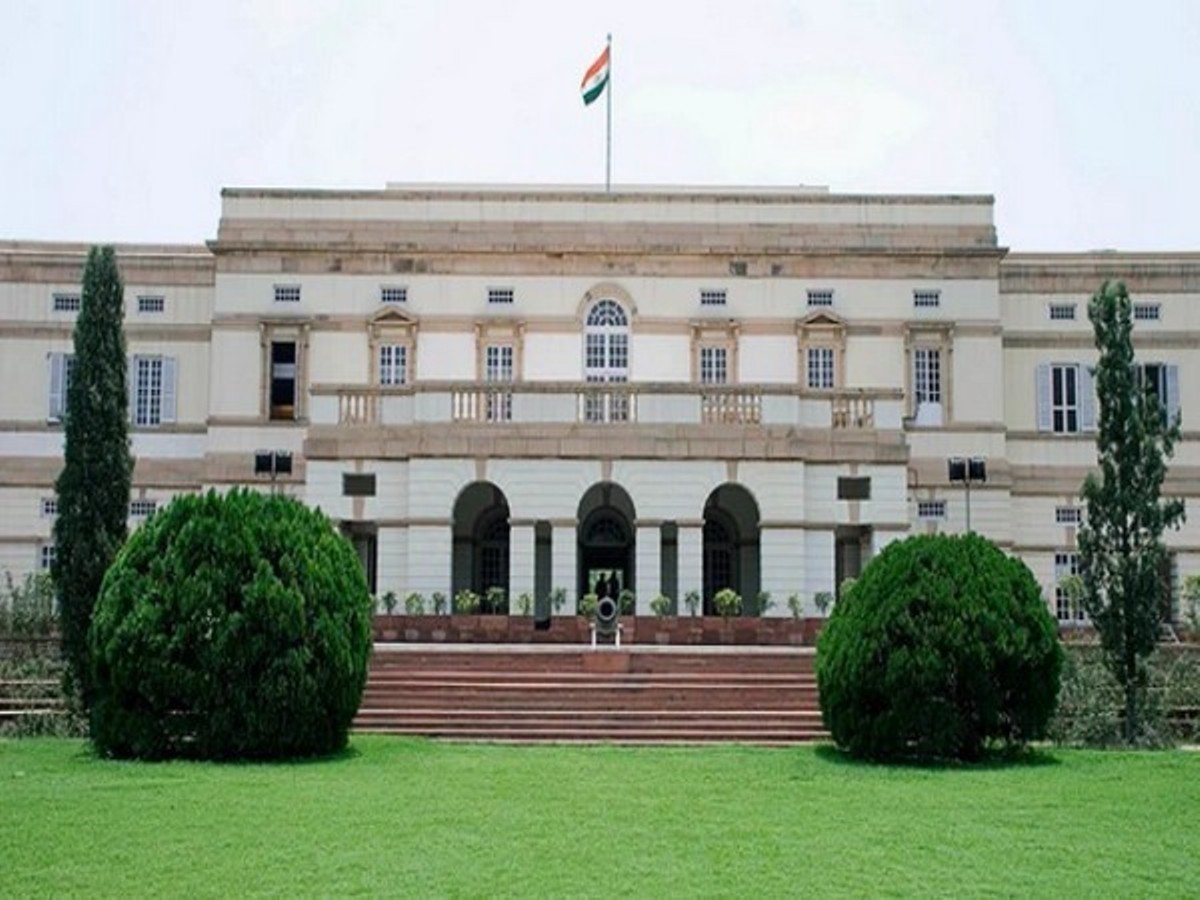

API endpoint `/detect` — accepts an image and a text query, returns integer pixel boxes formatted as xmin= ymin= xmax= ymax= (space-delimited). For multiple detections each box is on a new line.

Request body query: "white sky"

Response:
xmin=1 ymin=0 xmax=1196 ymax=251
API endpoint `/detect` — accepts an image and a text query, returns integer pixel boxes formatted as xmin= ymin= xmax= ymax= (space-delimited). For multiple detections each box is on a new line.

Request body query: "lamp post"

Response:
xmin=948 ymin=457 xmax=987 ymax=533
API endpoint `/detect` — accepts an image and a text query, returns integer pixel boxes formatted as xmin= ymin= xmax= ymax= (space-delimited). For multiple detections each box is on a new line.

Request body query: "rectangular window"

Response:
xmin=1048 ymin=303 xmax=1076 ymax=321
xmin=134 ymin=356 xmax=164 ymax=426
xmin=1134 ymin=362 xmax=1179 ymax=424
xmin=273 ymin=284 xmax=301 ymax=304
xmin=38 ymin=544 xmax=56 ymax=572
xmin=837 ymin=477 xmax=871 ymax=501
xmin=807 ymin=289 xmax=834 ymax=308
xmin=1055 ymin=506 xmax=1083 ymax=526
xmin=807 ymin=347 xmax=835 ymax=390
xmin=1133 ymin=303 xmax=1161 ymax=322
xmin=378 ymin=344 xmax=408 ymax=386
xmin=485 ymin=345 xmax=514 ymax=422
xmin=380 ymin=286 xmax=408 ymax=304
xmin=48 ymin=353 xmax=75 ymax=422
xmin=917 ymin=500 xmax=947 ymax=520
xmin=41 ymin=497 xmax=58 ymax=518
xmin=52 ymin=293 xmax=81 ymax=312
xmin=487 ymin=287 xmax=514 ymax=305
xmin=269 ymin=342 xmax=297 ymax=420
xmin=913 ymin=289 xmax=941 ymax=309
xmin=1055 ymin=552 xmax=1085 ymax=622
xmin=699 ymin=347 xmax=728 ymax=385
xmin=700 ymin=289 xmax=727 ymax=306
xmin=137 ymin=295 xmax=165 ymax=314
xmin=913 ymin=347 xmax=942 ymax=424
xmin=130 ymin=499 xmax=158 ymax=518
xmin=342 ymin=473 xmax=377 ymax=497
xmin=1051 ymin=364 xmax=1079 ymax=433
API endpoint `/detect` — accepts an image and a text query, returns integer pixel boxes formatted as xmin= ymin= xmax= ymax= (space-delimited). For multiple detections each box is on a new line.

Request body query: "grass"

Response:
xmin=2 ymin=737 xmax=1198 ymax=897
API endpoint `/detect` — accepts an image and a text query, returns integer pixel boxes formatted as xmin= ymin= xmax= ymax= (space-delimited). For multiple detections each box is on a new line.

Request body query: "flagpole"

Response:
xmin=605 ymin=33 xmax=612 ymax=194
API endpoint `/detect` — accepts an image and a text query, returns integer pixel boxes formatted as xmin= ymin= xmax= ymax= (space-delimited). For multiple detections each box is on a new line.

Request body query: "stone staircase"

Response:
xmin=354 ymin=645 xmax=828 ymax=745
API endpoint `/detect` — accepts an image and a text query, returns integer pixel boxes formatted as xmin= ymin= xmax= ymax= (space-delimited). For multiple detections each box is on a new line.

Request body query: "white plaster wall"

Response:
xmin=485 ymin=460 xmax=599 ymax=520
xmin=416 ymin=333 xmax=474 ymax=380
xmin=0 ymin=281 xmax=212 ymax=326
xmin=738 ymin=462 xmax=806 ymax=521
xmin=0 ymin=544 xmax=38 ymax=582
xmin=804 ymin=530 xmax=836 ymax=611
xmin=376 ymin=526 xmax=407 ymax=600
xmin=630 ymin=334 xmax=690 ymax=382
xmin=952 ymin=335 xmax=1003 ymax=424
xmin=804 ymin=467 xmax=839 ymax=523
xmin=208 ymin=330 xmax=262 ymax=418
xmin=407 ymin=459 xmax=478 ymax=519
xmin=0 ymin=489 xmax=55 ymax=539
xmin=309 ymin=332 xmax=368 ymax=384
xmin=739 ymin=336 xmax=796 ymax=384
xmin=610 ymin=460 xmax=727 ymax=521
xmin=845 ymin=336 xmax=903 ymax=390
xmin=524 ymin=334 xmax=582 ymax=380
xmin=760 ymin=528 xmax=805 ymax=616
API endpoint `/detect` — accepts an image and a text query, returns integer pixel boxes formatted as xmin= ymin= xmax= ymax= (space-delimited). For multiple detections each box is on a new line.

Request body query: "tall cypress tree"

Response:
xmin=1078 ymin=280 xmax=1185 ymax=743
xmin=53 ymin=246 xmax=133 ymax=707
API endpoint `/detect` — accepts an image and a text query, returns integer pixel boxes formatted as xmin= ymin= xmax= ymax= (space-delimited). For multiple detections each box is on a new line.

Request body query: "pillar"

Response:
xmin=635 ymin=523 xmax=661 ymax=615
xmin=508 ymin=523 xmax=536 ymax=612
xmin=551 ymin=523 xmax=577 ymax=612
xmin=760 ymin=527 xmax=804 ymax=617
xmin=677 ymin=523 xmax=703 ymax=616
xmin=407 ymin=524 xmax=452 ymax=599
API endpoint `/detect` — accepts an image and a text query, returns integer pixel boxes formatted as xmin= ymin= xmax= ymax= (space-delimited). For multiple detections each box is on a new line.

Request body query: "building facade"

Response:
xmin=1 ymin=185 xmax=1197 ymax=621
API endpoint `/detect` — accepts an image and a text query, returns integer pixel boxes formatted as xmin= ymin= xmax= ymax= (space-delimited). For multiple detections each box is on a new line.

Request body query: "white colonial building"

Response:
xmin=1 ymin=185 xmax=1197 ymax=621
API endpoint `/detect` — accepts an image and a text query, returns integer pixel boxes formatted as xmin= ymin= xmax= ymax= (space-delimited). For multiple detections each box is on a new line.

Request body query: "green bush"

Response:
xmin=578 ymin=593 xmax=598 ymax=618
xmin=713 ymin=588 xmax=742 ymax=618
xmin=816 ymin=533 xmax=1063 ymax=762
xmin=650 ymin=594 xmax=673 ymax=616
xmin=0 ymin=572 xmax=57 ymax=638
xmin=88 ymin=489 xmax=373 ymax=760
xmin=403 ymin=592 xmax=425 ymax=615
xmin=454 ymin=590 xmax=480 ymax=614
xmin=618 ymin=589 xmax=636 ymax=615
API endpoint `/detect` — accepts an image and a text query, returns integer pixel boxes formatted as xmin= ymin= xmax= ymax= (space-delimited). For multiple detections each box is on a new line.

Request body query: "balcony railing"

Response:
xmin=313 ymin=382 xmax=903 ymax=431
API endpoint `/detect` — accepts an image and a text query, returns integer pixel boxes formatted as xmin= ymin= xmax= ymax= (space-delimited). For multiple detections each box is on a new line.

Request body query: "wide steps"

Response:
xmin=355 ymin=645 xmax=825 ymax=745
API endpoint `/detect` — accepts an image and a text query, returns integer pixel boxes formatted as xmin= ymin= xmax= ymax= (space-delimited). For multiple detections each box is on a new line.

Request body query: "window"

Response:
xmin=807 ymin=347 xmax=835 ymax=390
xmin=380 ymin=286 xmax=408 ymax=304
xmin=1037 ymin=363 xmax=1095 ymax=434
xmin=273 ymin=284 xmax=301 ymax=304
xmin=912 ymin=347 xmax=942 ymax=424
xmin=269 ymin=342 xmax=297 ymax=420
xmin=484 ymin=345 xmax=514 ymax=422
xmin=913 ymin=289 xmax=941 ymax=309
xmin=130 ymin=499 xmax=158 ymax=518
xmin=133 ymin=356 xmax=176 ymax=427
xmin=137 ymin=295 xmax=165 ymax=314
xmin=378 ymin=344 xmax=407 ymax=386
xmin=48 ymin=352 xmax=74 ymax=422
xmin=807 ymin=289 xmax=834 ymax=308
xmin=38 ymin=544 xmax=55 ymax=572
xmin=1051 ymin=364 xmax=1079 ymax=434
xmin=41 ymin=497 xmax=58 ymax=518
xmin=1135 ymin=363 xmax=1180 ymax=423
xmin=1048 ymin=304 xmax=1076 ymax=321
xmin=583 ymin=299 xmax=630 ymax=422
xmin=699 ymin=347 xmax=727 ymax=385
xmin=1055 ymin=552 xmax=1085 ymax=623
xmin=1133 ymin=303 xmax=1161 ymax=322
xmin=487 ymin=287 xmax=514 ymax=305
xmin=52 ymin=293 xmax=81 ymax=312
xmin=837 ymin=477 xmax=871 ymax=501
xmin=1056 ymin=506 xmax=1083 ymax=526
xmin=342 ymin=473 xmax=377 ymax=497
xmin=917 ymin=500 xmax=946 ymax=520
xmin=700 ymin=289 xmax=727 ymax=306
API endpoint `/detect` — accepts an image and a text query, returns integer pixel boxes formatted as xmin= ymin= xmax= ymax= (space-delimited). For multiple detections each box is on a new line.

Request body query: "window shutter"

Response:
xmin=128 ymin=357 xmax=138 ymax=424
xmin=161 ymin=357 xmax=178 ymax=424
xmin=1080 ymin=365 xmax=1097 ymax=432
xmin=1035 ymin=364 xmax=1051 ymax=431
xmin=1165 ymin=364 xmax=1180 ymax=425
xmin=48 ymin=353 xmax=65 ymax=421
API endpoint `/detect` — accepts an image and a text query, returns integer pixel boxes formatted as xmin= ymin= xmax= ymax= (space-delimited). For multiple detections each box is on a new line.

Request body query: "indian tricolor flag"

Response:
xmin=580 ymin=44 xmax=610 ymax=106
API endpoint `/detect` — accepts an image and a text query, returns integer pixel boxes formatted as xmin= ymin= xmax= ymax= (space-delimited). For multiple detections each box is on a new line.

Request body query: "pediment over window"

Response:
xmin=799 ymin=310 xmax=845 ymax=329
xmin=797 ymin=310 xmax=846 ymax=342
xmin=370 ymin=307 xmax=418 ymax=327
xmin=369 ymin=307 xmax=419 ymax=343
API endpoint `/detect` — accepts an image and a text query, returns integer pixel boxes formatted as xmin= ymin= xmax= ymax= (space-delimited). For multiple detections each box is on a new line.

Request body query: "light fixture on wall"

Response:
xmin=948 ymin=457 xmax=986 ymax=533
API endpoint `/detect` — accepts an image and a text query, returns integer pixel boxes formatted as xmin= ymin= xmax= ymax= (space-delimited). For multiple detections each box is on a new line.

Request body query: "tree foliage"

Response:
xmin=89 ymin=490 xmax=373 ymax=760
xmin=53 ymin=246 xmax=132 ymax=706
xmin=1078 ymin=280 xmax=1185 ymax=743
xmin=816 ymin=533 xmax=1062 ymax=762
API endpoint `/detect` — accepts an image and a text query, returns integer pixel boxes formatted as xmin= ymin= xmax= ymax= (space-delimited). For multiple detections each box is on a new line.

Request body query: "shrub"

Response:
xmin=756 ymin=591 xmax=773 ymax=616
xmin=0 ymin=572 xmax=57 ymax=638
xmin=650 ymin=594 xmax=673 ymax=616
xmin=89 ymin=489 xmax=372 ymax=760
xmin=713 ymin=588 xmax=742 ymax=619
xmin=683 ymin=591 xmax=701 ymax=617
xmin=816 ymin=533 xmax=1063 ymax=762
xmin=549 ymin=587 xmax=567 ymax=614
xmin=786 ymin=593 xmax=803 ymax=620
xmin=403 ymin=592 xmax=425 ymax=615
xmin=454 ymin=590 xmax=481 ymax=614
xmin=813 ymin=591 xmax=834 ymax=616
xmin=431 ymin=592 xmax=447 ymax=616
xmin=578 ymin=593 xmax=598 ymax=618
xmin=381 ymin=590 xmax=399 ymax=615
xmin=515 ymin=592 xmax=533 ymax=616
xmin=484 ymin=586 xmax=506 ymax=614
xmin=618 ymin=589 xmax=636 ymax=615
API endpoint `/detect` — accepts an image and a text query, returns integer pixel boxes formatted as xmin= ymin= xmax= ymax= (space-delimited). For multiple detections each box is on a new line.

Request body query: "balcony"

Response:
xmin=310 ymin=382 xmax=904 ymax=431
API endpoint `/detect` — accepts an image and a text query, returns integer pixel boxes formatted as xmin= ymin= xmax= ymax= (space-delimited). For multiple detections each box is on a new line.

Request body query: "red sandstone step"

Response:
xmin=356 ymin=725 xmax=830 ymax=742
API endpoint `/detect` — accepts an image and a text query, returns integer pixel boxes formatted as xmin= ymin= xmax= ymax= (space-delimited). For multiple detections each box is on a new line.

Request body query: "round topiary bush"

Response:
xmin=89 ymin=489 xmax=373 ymax=760
xmin=816 ymin=533 xmax=1063 ymax=762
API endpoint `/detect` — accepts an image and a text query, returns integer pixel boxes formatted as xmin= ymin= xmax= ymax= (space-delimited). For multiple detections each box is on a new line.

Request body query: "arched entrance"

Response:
xmin=451 ymin=482 xmax=510 ymax=612
xmin=577 ymin=482 xmax=635 ymax=603
xmin=702 ymin=484 xmax=761 ymax=615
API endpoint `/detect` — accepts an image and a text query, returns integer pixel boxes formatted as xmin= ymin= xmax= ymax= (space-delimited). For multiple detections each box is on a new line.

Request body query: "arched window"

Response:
xmin=584 ymin=300 xmax=630 ymax=422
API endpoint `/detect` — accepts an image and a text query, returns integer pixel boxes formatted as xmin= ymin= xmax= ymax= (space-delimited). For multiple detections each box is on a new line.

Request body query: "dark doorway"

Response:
xmin=452 ymin=482 xmax=510 ymax=610
xmin=577 ymin=482 xmax=636 ymax=602
xmin=702 ymin=484 xmax=761 ymax=615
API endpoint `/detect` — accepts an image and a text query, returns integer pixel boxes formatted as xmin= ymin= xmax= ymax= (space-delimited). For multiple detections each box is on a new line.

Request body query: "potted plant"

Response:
xmin=578 ymin=592 xmax=599 ymax=619
xmin=683 ymin=590 xmax=701 ymax=618
xmin=650 ymin=593 xmax=673 ymax=616
xmin=714 ymin=588 xmax=742 ymax=618
xmin=403 ymin=592 xmax=425 ymax=615
xmin=814 ymin=591 xmax=834 ymax=616
xmin=786 ymin=592 xmax=803 ymax=620
xmin=431 ymin=591 xmax=448 ymax=616
xmin=618 ymin=588 xmax=636 ymax=616
xmin=756 ymin=591 xmax=773 ymax=617
xmin=549 ymin=587 xmax=567 ymax=615
xmin=515 ymin=592 xmax=533 ymax=616
xmin=484 ymin=586 xmax=507 ymax=616
xmin=454 ymin=589 xmax=481 ymax=614
xmin=381 ymin=590 xmax=399 ymax=616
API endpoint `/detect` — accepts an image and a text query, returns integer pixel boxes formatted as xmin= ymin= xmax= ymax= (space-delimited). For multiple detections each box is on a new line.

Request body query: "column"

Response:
xmin=551 ymin=523 xmax=578 ymax=613
xmin=677 ymin=522 xmax=703 ymax=616
xmin=635 ymin=523 xmax=661 ymax=615
xmin=805 ymin=529 xmax=836 ymax=617
xmin=508 ymin=523 xmax=536 ymax=612
xmin=760 ymin=527 xmax=804 ymax=618
xmin=376 ymin=526 xmax=408 ymax=604
xmin=407 ymin=524 xmax=452 ymax=599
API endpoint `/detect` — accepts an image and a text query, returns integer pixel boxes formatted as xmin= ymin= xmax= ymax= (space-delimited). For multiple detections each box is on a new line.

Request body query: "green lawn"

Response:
xmin=2 ymin=737 xmax=1197 ymax=897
